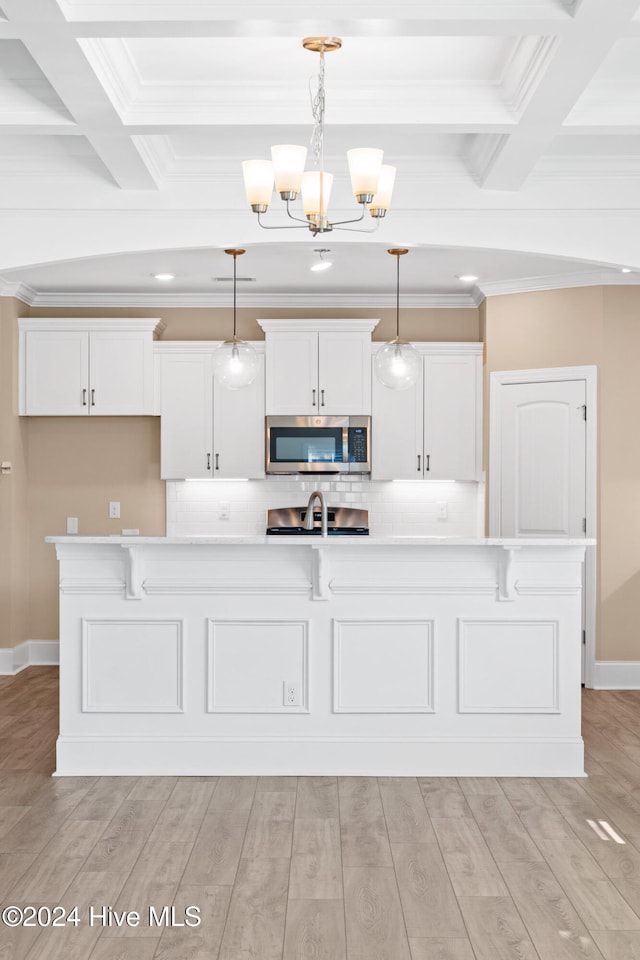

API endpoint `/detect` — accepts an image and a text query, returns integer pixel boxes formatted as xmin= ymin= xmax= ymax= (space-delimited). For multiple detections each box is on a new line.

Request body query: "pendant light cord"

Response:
xmin=396 ymin=253 xmax=400 ymax=340
xmin=233 ymin=251 xmax=237 ymax=340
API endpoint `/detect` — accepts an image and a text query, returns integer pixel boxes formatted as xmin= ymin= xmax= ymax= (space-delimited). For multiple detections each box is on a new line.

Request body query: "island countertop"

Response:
xmin=46 ymin=534 xmax=597 ymax=546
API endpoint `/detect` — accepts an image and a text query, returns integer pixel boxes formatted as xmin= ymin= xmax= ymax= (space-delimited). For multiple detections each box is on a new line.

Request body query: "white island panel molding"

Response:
xmin=47 ymin=536 xmax=592 ymax=777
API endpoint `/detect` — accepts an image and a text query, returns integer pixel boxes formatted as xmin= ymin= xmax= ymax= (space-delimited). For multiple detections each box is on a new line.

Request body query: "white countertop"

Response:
xmin=46 ymin=535 xmax=597 ymax=547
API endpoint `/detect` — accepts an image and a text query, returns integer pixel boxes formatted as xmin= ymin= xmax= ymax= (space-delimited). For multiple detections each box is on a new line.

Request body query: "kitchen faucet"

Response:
xmin=304 ymin=490 xmax=328 ymax=537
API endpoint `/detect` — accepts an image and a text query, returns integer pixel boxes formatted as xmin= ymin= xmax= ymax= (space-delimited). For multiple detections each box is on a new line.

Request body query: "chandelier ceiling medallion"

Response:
xmin=242 ymin=37 xmax=396 ymax=236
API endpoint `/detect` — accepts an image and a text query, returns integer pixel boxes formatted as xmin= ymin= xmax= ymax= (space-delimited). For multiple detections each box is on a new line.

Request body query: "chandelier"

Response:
xmin=241 ymin=38 xmax=396 ymax=236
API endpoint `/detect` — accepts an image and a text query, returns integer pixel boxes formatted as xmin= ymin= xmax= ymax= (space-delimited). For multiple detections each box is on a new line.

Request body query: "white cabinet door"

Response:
xmin=371 ymin=362 xmax=423 ymax=480
xmin=89 ymin=332 xmax=154 ymax=415
xmin=23 ymin=331 xmax=89 ymax=415
xmin=213 ymin=354 xmax=265 ymax=479
xmin=160 ymin=353 xmax=213 ymax=480
xmin=423 ymin=355 xmax=480 ymax=481
xmin=318 ymin=332 xmax=371 ymax=414
xmin=265 ymin=332 xmax=318 ymax=414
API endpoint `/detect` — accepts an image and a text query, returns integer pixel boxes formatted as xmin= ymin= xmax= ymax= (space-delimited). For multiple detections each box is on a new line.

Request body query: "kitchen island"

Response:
xmin=47 ymin=536 xmax=592 ymax=776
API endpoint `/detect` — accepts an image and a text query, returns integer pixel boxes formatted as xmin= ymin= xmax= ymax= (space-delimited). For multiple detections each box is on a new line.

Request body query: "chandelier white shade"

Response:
xmin=241 ymin=38 xmax=396 ymax=235
xmin=212 ymin=248 xmax=259 ymax=390
xmin=374 ymin=248 xmax=421 ymax=391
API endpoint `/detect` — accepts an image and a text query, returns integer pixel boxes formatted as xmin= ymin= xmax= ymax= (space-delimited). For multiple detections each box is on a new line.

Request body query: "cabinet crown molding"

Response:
xmin=257 ymin=319 xmax=379 ymax=334
xmin=19 ymin=317 xmax=165 ymax=335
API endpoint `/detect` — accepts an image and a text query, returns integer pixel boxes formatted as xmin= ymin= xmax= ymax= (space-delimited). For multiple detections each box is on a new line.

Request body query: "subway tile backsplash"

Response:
xmin=167 ymin=476 xmax=484 ymax=537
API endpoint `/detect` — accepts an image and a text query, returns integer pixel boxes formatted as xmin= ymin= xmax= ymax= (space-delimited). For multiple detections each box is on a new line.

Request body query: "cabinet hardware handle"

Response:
xmin=82 ymin=389 xmax=87 ymax=407
xmin=312 ymin=389 xmax=316 ymax=407
xmin=426 ymin=454 xmax=430 ymax=471
xmin=90 ymin=389 xmax=96 ymax=407
xmin=215 ymin=453 xmax=219 ymax=471
xmin=207 ymin=453 xmax=211 ymax=471
xmin=417 ymin=454 xmax=421 ymax=472
xmin=321 ymin=389 xmax=325 ymax=407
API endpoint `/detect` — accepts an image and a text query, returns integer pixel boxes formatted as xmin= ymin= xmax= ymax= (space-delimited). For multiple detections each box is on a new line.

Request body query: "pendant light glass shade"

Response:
xmin=301 ymin=170 xmax=333 ymax=219
xmin=212 ymin=249 xmax=259 ymax=390
xmin=375 ymin=248 xmax=421 ymax=391
xmin=374 ymin=339 xmax=421 ymax=390
xmin=212 ymin=338 xmax=259 ymax=390
xmin=368 ymin=164 xmax=396 ymax=217
xmin=241 ymin=160 xmax=274 ymax=210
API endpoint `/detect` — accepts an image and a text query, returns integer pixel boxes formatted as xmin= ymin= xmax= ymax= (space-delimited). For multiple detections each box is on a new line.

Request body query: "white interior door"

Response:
xmin=498 ymin=379 xmax=587 ymax=538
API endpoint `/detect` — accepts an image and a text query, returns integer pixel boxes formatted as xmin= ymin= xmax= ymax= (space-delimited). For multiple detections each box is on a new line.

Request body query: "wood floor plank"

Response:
xmin=591 ymin=930 xmax=640 ymax=959
xmin=458 ymin=778 xmax=505 ymax=797
xmin=379 ymin=777 xmax=436 ymax=843
xmin=67 ymin=778 xmax=138 ymax=822
xmin=256 ymin=776 xmax=298 ymax=792
xmin=100 ymin=840 xmax=193 ymax=938
xmin=0 ymin=807 xmax=28 ymax=840
xmin=89 ymin=940 xmax=160 ymax=960
xmin=153 ymin=883 xmax=232 ymax=960
xmin=208 ymin=776 xmax=257 ymax=811
xmin=218 ymin=858 xmax=289 ymax=960
xmin=409 ymin=940 xmax=476 ymax=960
xmin=391 ymin=842 xmax=466 ymax=939
xmin=500 ymin=859 xmax=605 ymax=960
xmin=343 ymin=866 xmax=412 ymax=960
xmin=458 ymin=895 xmax=539 ymax=960
xmin=582 ymin=776 xmax=640 ymax=839
xmin=339 ymin=779 xmax=392 ymax=868
xmin=8 ymin=819 xmax=108 ymax=901
xmin=283 ymin=899 xmax=346 ymax=960
xmin=553 ymin=800 xmax=640 ymax=881
xmin=23 ymin=870 xmax=127 ymax=960
xmin=289 ymin=817 xmax=342 ymax=900
xmin=181 ymin=808 xmax=250 ymax=886
xmin=431 ymin=818 xmax=508 ymax=897
xmin=0 ymin=851 xmax=37 ymax=900
xmin=148 ymin=779 xmax=216 ymax=843
xmin=535 ymin=837 xmax=640 ymax=930
xmin=466 ymin=794 xmax=542 ymax=862
xmin=498 ymin=778 xmax=574 ymax=840
xmin=418 ymin=779 xmax=473 ymax=819
xmin=295 ymin=777 xmax=339 ymax=819
xmin=241 ymin=790 xmax=295 ymax=860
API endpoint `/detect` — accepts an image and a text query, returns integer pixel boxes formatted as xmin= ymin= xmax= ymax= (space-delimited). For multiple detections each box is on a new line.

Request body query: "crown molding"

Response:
xmin=3 ymin=291 xmax=480 ymax=309
xmin=478 ymin=269 xmax=640 ymax=297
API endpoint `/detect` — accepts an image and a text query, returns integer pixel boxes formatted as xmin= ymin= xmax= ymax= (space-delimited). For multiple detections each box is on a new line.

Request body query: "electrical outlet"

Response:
xmin=283 ymin=681 xmax=301 ymax=707
xmin=219 ymin=501 xmax=230 ymax=520
xmin=109 ymin=501 xmax=121 ymax=519
xmin=66 ymin=516 xmax=78 ymax=534
xmin=437 ymin=501 xmax=448 ymax=520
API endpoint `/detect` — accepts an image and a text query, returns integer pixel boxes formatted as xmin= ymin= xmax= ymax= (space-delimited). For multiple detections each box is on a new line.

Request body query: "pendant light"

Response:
xmin=374 ymin=248 xmax=421 ymax=391
xmin=212 ymin=249 xmax=259 ymax=389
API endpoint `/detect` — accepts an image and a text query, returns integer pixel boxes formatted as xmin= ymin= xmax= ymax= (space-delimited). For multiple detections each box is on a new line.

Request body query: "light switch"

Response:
xmin=67 ymin=517 xmax=78 ymax=534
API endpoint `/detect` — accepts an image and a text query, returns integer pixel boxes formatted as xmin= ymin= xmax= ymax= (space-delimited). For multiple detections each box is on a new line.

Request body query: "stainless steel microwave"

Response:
xmin=266 ymin=416 xmax=371 ymax=474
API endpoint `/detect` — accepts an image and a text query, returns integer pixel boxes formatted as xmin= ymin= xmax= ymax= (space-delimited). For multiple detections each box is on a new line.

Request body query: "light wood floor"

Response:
xmin=2 ymin=670 xmax=640 ymax=959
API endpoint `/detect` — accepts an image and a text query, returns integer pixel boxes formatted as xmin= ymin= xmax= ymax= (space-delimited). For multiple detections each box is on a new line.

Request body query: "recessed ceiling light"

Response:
xmin=621 ymin=267 xmax=632 ymax=273
xmin=310 ymin=248 xmax=333 ymax=272
xmin=456 ymin=274 xmax=479 ymax=283
xmin=153 ymin=273 xmax=175 ymax=281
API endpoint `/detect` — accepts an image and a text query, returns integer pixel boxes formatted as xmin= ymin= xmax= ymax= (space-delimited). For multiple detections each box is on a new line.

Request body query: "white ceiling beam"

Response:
xmin=477 ymin=0 xmax=640 ymax=191
xmin=1 ymin=0 xmax=159 ymax=190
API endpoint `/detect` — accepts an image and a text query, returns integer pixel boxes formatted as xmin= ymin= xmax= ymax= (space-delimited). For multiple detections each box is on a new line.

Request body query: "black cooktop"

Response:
xmin=266 ymin=526 xmax=369 ymax=536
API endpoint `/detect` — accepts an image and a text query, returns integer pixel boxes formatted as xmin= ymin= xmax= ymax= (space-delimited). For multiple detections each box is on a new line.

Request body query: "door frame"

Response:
xmin=489 ymin=365 xmax=598 ymax=688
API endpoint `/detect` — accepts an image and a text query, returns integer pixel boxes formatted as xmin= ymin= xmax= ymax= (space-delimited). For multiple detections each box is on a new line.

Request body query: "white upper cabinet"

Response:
xmin=19 ymin=319 xmax=161 ymax=416
xmin=259 ymin=320 xmax=378 ymax=415
xmin=372 ymin=344 xmax=483 ymax=482
xmin=158 ymin=344 xmax=265 ymax=480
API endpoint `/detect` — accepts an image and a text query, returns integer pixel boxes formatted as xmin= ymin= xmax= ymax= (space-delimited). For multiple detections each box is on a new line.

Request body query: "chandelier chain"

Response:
xmin=309 ymin=49 xmax=325 ymax=169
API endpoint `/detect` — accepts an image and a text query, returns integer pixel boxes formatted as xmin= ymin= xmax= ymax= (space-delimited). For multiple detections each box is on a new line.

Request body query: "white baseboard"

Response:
xmin=0 ymin=640 xmax=59 ymax=675
xmin=592 ymin=660 xmax=640 ymax=689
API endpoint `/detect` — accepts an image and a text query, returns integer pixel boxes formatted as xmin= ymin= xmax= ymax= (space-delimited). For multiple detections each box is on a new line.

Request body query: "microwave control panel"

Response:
xmin=348 ymin=427 xmax=368 ymax=463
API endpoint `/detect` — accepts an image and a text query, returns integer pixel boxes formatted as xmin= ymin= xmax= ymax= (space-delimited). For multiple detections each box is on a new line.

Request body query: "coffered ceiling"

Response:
xmin=0 ymin=0 xmax=639 ymax=306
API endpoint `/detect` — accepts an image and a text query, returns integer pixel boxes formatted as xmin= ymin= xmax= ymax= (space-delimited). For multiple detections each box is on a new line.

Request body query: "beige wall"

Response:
xmin=484 ymin=285 xmax=640 ymax=661
xmin=0 ymin=297 xmax=29 ymax=648
xmin=10 ymin=303 xmax=479 ymax=644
